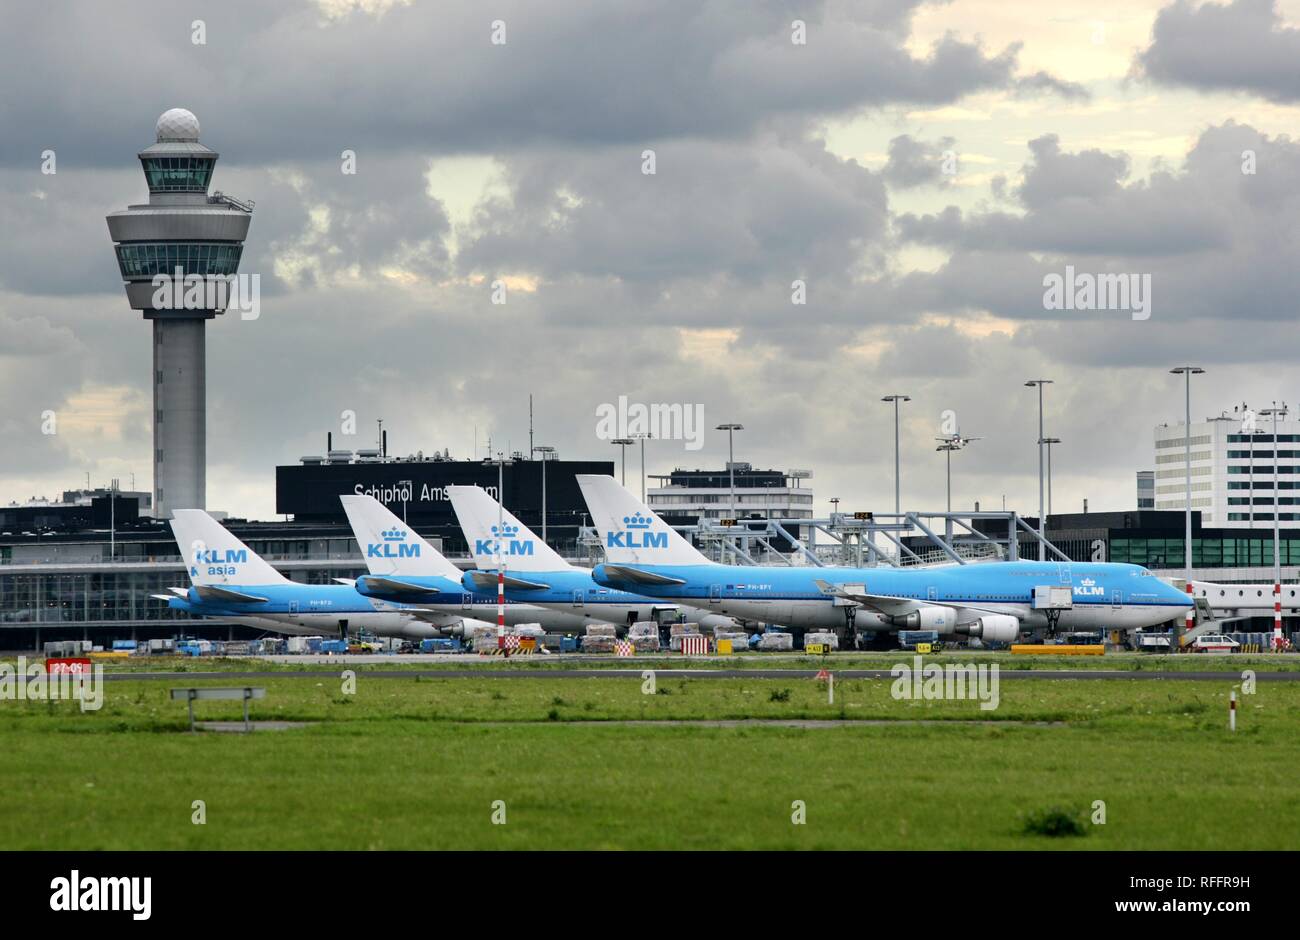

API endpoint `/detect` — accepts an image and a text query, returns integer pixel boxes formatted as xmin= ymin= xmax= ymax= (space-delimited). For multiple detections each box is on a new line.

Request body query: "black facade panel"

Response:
xmin=275 ymin=459 xmax=615 ymax=528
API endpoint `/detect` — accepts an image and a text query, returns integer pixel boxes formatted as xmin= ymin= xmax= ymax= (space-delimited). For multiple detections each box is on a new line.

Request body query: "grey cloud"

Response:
xmin=881 ymin=134 xmax=957 ymax=189
xmin=894 ymin=125 xmax=1292 ymax=266
xmin=1137 ymin=0 xmax=1300 ymax=102
xmin=456 ymin=135 xmax=889 ymax=286
xmin=0 ymin=0 xmax=1080 ymax=169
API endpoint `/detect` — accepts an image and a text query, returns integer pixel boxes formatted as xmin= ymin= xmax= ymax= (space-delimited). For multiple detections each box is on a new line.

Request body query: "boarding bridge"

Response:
xmin=1176 ymin=579 xmax=1300 ymax=646
xmin=579 ymin=508 xmax=1070 ymax=570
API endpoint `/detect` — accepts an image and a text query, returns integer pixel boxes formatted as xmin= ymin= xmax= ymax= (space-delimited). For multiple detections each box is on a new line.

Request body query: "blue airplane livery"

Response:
xmin=340 ymin=494 xmax=596 ymax=633
xmin=159 ymin=510 xmax=447 ymax=639
xmin=575 ymin=475 xmax=1192 ymax=643
xmin=444 ymin=485 xmax=737 ymax=631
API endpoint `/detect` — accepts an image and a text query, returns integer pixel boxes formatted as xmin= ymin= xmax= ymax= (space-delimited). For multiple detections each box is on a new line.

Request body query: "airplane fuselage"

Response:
xmin=464 ymin=568 xmax=735 ymax=630
xmin=352 ymin=574 xmax=598 ymax=633
xmin=591 ymin=560 xmax=1191 ymax=634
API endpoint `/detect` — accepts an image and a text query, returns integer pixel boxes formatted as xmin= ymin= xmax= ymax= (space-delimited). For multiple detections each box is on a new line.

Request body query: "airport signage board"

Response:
xmin=276 ymin=459 xmax=614 ymax=523
xmin=45 ymin=658 xmax=93 ymax=675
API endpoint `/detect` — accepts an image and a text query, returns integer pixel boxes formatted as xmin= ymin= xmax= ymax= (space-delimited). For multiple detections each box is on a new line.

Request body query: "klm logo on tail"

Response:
xmin=607 ymin=513 xmax=668 ymax=550
xmin=368 ymin=526 xmax=420 ymax=559
xmin=195 ymin=549 xmax=247 ymax=565
xmin=475 ymin=523 xmax=534 ymax=557
xmin=192 ymin=547 xmax=247 ymax=577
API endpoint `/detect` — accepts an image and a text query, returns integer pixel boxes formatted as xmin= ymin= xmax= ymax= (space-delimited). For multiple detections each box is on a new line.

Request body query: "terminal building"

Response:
xmin=276 ymin=449 xmax=614 ymax=555
xmin=647 ymin=464 xmax=815 ymax=522
xmin=0 ymin=451 xmax=616 ymax=650
xmin=1152 ymin=401 xmax=1300 ymax=527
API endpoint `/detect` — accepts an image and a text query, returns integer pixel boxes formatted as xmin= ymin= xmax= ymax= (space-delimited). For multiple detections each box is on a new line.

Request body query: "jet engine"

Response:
xmin=890 ymin=607 xmax=955 ymax=632
xmin=958 ymin=614 xmax=1020 ymax=643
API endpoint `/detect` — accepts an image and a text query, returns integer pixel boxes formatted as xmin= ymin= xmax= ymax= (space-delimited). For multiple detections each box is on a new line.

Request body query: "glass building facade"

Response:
xmin=115 ymin=242 xmax=244 ymax=280
xmin=140 ymin=155 xmax=215 ymax=192
xmin=1110 ymin=537 xmax=1300 ymax=568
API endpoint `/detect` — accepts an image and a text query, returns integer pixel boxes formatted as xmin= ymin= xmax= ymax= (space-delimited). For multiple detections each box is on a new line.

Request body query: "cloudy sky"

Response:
xmin=2 ymin=0 xmax=1298 ymax=520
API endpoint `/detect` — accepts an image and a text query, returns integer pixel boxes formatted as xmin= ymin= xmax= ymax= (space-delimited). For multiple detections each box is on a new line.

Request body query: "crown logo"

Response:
xmin=381 ymin=527 xmax=406 ymax=542
xmin=624 ymin=513 xmax=651 ymax=530
xmin=1079 ymin=577 xmax=1095 ymax=586
xmin=490 ymin=523 xmax=520 ymax=538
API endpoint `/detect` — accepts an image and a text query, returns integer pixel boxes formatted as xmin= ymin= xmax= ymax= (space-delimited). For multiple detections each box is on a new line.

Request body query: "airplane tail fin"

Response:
xmin=169 ymin=510 xmax=289 ymax=587
xmin=446 ymin=485 xmax=571 ymax=572
xmin=340 ymin=494 xmax=462 ymax=578
xmin=575 ymin=474 xmax=712 ymax=566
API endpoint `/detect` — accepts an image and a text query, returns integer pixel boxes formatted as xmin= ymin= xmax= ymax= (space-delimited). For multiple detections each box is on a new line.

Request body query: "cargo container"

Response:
xmin=419 ymin=638 xmax=461 ymax=653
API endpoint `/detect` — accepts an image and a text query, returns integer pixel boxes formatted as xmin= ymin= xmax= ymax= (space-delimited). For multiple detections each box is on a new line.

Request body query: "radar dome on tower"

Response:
xmin=155 ymin=108 xmax=201 ymax=142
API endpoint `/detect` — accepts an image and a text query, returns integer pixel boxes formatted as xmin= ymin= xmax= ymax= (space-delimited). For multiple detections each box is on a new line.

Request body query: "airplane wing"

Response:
xmin=363 ymin=577 xmax=440 ymax=596
xmin=408 ymin=611 xmax=465 ymax=624
xmin=813 ymin=580 xmax=1020 ymax=620
xmin=150 ymin=594 xmax=176 ymax=602
xmin=464 ymin=571 xmax=551 ymax=591
xmin=332 ymin=578 xmax=357 ymax=586
xmin=168 ymin=587 xmax=189 ymax=597
xmin=601 ymin=565 xmax=687 ymax=586
xmin=194 ymin=584 xmax=269 ymax=604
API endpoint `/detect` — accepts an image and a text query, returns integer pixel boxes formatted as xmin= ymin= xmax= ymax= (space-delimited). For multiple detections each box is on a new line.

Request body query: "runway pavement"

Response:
xmin=98 ymin=668 xmax=1299 ymax=682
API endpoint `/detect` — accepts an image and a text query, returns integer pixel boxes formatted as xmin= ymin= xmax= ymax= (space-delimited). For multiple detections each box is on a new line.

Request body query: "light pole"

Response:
xmin=881 ymin=395 xmax=910 ymax=518
xmin=935 ymin=433 xmax=980 ymax=543
xmin=397 ymin=479 xmax=412 ymax=523
xmin=109 ymin=477 xmax=117 ymax=562
xmin=610 ymin=438 xmax=634 ymax=486
xmin=715 ymin=424 xmax=744 ymax=519
xmin=489 ymin=451 xmax=513 ymax=640
xmin=1040 ymin=438 xmax=1061 ymax=518
xmin=1024 ymin=380 xmax=1053 ymax=559
xmin=631 ymin=432 xmax=652 ymax=502
xmin=1261 ymin=403 xmax=1288 ymax=650
xmin=532 ymin=445 xmax=555 ymax=545
xmin=1170 ymin=366 xmax=1204 ymax=645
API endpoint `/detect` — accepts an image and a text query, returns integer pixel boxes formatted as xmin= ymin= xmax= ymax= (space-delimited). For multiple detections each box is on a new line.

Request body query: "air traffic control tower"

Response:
xmin=106 ymin=109 xmax=254 ymax=518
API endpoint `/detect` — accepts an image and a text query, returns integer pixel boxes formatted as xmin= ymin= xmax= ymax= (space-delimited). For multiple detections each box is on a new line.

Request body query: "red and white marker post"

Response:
xmin=1229 ymin=688 xmax=1237 ymax=732
xmin=1274 ymin=581 xmax=1284 ymax=651
xmin=497 ymin=564 xmax=507 ymax=653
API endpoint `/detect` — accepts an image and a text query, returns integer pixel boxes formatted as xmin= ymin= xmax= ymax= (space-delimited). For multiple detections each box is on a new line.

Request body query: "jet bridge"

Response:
xmin=579 ymin=509 xmax=1072 ymax=569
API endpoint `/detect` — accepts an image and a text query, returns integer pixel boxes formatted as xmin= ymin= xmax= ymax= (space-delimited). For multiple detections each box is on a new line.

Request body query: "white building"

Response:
xmin=1154 ymin=403 xmax=1300 ymax=528
xmin=647 ymin=464 xmax=815 ymax=521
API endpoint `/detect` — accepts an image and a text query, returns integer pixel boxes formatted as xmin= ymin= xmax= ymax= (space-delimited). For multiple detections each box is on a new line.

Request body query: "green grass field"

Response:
xmin=3 ymin=662 xmax=1298 ymax=850
xmin=27 ymin=649 xmax=1300 ymax=673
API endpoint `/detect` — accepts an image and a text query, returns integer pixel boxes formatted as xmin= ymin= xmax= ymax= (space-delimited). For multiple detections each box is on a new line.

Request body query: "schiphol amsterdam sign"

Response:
xmin=352 ymin=482 xmax=499 ymax=505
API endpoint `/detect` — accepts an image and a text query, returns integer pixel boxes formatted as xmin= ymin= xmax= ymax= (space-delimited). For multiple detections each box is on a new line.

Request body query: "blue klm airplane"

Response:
xmin=342 ymin=494 xmax=595 ymax=633
xmin=575 ymin=475 xmax=1192 ymax=644
xmin=442 ymin=485 xmax=737 ymax=631
xmin=159 ymin=509 xmax=449 ymax=639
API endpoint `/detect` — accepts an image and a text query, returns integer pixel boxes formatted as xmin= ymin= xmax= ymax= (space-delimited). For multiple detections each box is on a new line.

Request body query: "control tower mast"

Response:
xmin=106 ymin=109 xmax=254 ymax=518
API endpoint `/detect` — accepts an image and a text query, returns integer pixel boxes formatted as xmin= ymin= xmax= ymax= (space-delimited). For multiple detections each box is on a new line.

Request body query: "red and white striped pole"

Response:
xmin=1274 ymin=581 xmax=1283 ymax=651
xmin=1229 ymin=688 xmax=1237 ymax=732
xmin=1185 ymin=581 xmax=1195 ymax=649
xmin=497 ymin=566 xmax=505 ymax=638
